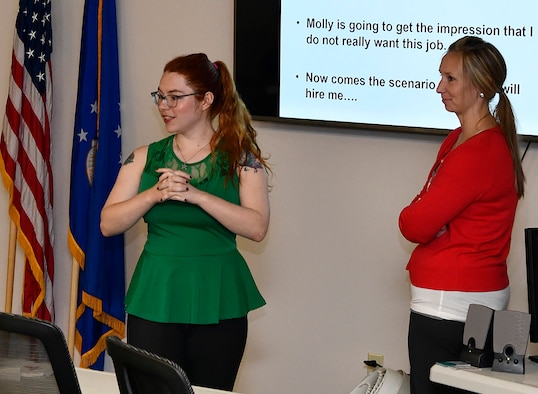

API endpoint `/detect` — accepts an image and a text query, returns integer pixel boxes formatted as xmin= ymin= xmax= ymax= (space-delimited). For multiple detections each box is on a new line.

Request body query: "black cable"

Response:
xmin=364 ymin=360 xmax=383 ymax=368
xmin=521 ymin=140 xmax=532 ymax=162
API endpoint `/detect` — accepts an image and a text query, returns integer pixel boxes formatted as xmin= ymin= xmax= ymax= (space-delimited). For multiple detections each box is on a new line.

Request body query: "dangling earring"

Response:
xmin=479 ymin=92 xmax=485 ymax=98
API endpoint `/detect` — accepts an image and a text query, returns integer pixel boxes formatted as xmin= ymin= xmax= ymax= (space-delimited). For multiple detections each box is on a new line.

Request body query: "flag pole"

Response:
xmin=4 ymin=221 xmax=17 ymax=313
xmin=68 ymin=257 xmax=79 ymax=355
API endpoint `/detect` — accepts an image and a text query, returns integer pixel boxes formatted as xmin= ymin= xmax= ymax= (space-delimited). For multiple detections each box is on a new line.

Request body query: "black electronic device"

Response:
xmin=526 ymin=228 xmax=538 ymax=341
xmin=492 ymin=309 xmax=531 ymax=374
xmin=525 ymin=228 xmax=538 ymax=360
xmin=460 ymin=304 xmax=494 ymax=367
xmin=234 ymin=0 xmax=538 ymax=139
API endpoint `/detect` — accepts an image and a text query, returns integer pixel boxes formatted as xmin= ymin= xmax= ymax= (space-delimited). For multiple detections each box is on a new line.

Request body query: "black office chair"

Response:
xmin=106 ymin=335 xmax=194 ymax=394
xmin=0 ymin=311 xmax=82 ymax=394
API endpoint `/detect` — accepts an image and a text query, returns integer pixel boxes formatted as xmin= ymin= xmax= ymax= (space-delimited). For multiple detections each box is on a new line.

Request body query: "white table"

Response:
xmin=430 ymin=360 xmax=538 ymax=393
xmin=75 ymin=367 xmax=240 ymax=394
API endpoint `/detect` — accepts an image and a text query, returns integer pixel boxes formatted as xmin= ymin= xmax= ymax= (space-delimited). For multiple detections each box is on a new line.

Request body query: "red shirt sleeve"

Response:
xmin=399 ymin=129 xmax=491 ymax=243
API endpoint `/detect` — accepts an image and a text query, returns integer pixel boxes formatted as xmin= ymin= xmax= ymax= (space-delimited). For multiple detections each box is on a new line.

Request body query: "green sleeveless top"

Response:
xmin=125 ymin=135 xmax=265 ymax=324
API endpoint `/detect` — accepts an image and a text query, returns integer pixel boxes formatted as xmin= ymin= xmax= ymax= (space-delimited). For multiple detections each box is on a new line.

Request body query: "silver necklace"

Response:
xmin=175 ymin=136 xmax=210 ymax=170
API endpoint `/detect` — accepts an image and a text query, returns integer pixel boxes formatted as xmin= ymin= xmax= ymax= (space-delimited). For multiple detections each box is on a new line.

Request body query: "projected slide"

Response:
xmin=279 ymin=0 xmax=537 ymax=136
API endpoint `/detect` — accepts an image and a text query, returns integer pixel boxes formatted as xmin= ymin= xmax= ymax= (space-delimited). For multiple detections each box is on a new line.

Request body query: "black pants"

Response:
xmin=127 ymin=314 xmax=248 ymax=391
xmin=408 ymin=311 xmax=473 ymax=394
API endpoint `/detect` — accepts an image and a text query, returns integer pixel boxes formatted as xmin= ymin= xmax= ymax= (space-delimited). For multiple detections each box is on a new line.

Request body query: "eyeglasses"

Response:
xmin=150 ymin=91 xmax=200 ymax=108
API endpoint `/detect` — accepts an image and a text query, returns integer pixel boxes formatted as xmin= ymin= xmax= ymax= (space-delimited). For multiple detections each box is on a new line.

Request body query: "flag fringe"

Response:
xmin=67 ymin=229 xmax=86 ymax=269
xmin=74 ymin=291 xmax=125 ymax=368
xmin=75 ymin=322 xmax=120 ymax=369
xmin=0 ymin=155 xmax=47 ymax=317
xmin=81 ymin=290 xmax=125 ymax=335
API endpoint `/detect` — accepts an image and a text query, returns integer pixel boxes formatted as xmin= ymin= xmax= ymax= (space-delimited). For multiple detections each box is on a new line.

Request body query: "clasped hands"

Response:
xmin=155 ymin=168 xmax=193 ymax=203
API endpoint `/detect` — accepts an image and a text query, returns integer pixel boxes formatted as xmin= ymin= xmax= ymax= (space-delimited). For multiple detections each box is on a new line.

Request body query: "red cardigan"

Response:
xmin=399 ymin=126 xmax=518 ymax=291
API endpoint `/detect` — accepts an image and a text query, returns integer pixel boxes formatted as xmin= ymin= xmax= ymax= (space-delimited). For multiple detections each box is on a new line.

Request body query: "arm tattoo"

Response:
xmin=123 ymin=152 xmax=135 ymax=165
xmin=242 ymin=151 xmax=263 ymax=173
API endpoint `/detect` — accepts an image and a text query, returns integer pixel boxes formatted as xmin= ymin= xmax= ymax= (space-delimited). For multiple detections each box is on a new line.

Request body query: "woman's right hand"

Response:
xmin=154 ymin=168 xmax=192 ymax=203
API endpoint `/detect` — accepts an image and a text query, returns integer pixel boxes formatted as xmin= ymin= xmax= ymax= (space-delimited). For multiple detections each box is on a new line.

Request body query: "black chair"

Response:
xmin=106 ymin=335 xmax=194 ymax=394
xmin=0 ymin=311 xmax=82 ymax=393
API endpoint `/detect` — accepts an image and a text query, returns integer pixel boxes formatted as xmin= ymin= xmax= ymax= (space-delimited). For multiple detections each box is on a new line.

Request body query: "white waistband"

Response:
xmin=410 ymin=285 xmax=510 ymax=322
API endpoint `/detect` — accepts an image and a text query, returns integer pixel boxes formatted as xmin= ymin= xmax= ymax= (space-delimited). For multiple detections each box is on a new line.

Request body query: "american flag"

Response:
xmin=0 ymin=0 xmax=54 ymax=320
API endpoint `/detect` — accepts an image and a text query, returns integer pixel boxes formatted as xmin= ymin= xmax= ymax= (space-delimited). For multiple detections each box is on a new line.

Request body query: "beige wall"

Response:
xmin=1 ymin=1 xmax=538 ymax=393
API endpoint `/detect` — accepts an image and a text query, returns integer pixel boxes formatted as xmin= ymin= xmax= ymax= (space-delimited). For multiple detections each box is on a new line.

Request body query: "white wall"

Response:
xmin=1 ymin=1 xmax=537 ymax=393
